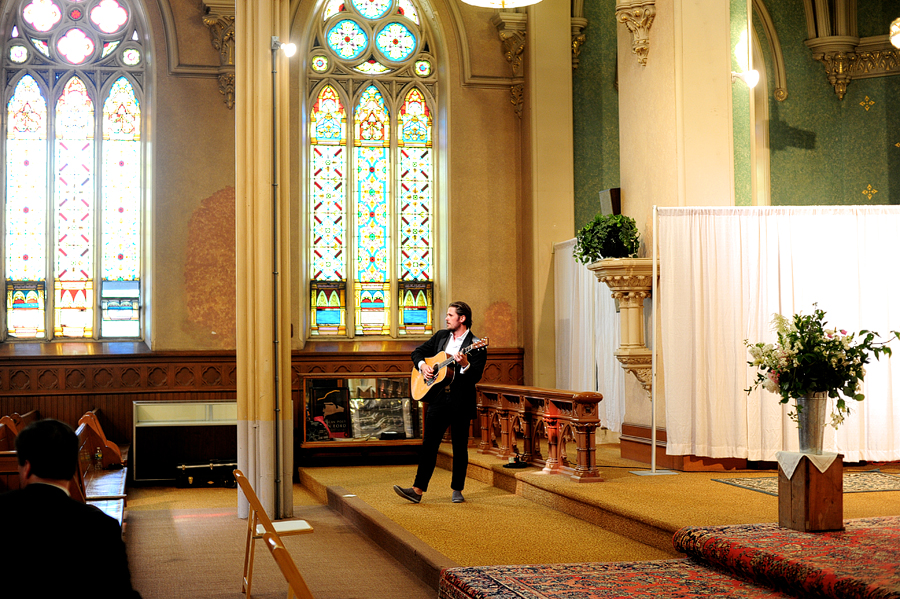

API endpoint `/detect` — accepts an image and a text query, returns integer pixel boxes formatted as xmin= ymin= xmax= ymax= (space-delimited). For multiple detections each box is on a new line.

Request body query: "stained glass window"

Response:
xmin=308 ymin=0 xmax=435 ymax=338
xmin=2 ymin=0 xmax=145 ymax=340
xmin=354 ymin=85 xmax=390 ymax=334
xmin=6 ymin=75 xmax=48 ymax=338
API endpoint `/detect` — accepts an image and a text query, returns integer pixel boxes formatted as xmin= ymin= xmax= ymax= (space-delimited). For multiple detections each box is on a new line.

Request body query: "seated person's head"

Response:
xmin=16 ymin=419 xmax=78 ymax=482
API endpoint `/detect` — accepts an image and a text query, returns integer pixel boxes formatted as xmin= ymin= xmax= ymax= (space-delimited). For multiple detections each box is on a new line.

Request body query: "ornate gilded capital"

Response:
xmin=849 ymin=38 xmax=900 ymax=79
xmin=510 ymin=83 xmax=524 ymax=120
xmin=202 ymin=1 xmax=236 ymax=109
xmin=202 ymin=14 xmax=235 ymax=66
xmin=498 ymin=29 xmax=526 ymax=78
xmin=813 ymin=50 xmax=855 ymax=100
xmin=616 ymin=0 xmax=655 ymax=67
xmin=218 ymin=72 xmax=236 ymax=110
xmin=805 ymin=30 xmax=900 ymax=100
xmin=571 ymin=17 xmax=587 ymax=70
xmin=492 ymin=12 xmax=527 ymax=78
xmin=491 ymin=12 xmax=527 ymax=119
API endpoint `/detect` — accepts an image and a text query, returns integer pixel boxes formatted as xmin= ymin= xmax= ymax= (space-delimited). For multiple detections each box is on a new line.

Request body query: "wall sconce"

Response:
xmin=461 ymin=0 xmax=541 ymax=8
xmin=891 ymin=18 xmax=900 ymax=49
xmin=732 ymin=69 xmax=760 ymax=88
xmin=271 ymin=36 xmax=296 ymax=57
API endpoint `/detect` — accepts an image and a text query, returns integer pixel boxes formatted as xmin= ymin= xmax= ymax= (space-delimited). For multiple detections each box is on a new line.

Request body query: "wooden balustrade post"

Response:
xmin=476 ymin=389 xmax=499 ymax=454
xmin=542 ymin=415 xmax=560 ymax=474
xmin=520 ymin=410 xmax=534 ymax=462
xmin=477 ymin=405 xmax=491 ymax=453
xmin=500 ymin=393 xmax=522 ymax=459
xmin=572 ymin=421 xmax=600 ymax=480
xmin=570 ymin=392 xmax=602 ymax=481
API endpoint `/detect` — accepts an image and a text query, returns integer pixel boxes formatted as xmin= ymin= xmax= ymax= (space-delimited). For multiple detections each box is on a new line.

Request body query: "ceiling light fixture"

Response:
xmin=460 ymin=0 xmax=541 ymax=9
xmin=891 ymin=17 xmax=900 ymax=49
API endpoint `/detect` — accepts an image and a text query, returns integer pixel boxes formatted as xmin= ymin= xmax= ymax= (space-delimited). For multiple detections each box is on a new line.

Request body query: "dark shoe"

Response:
xmin=452 ymin=490 xmax=464 ymax=503
xmin=394 ymin=485 xmax=422 ymax=504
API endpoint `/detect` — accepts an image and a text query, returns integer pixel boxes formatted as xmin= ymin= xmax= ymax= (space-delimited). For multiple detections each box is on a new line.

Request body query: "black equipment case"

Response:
xmin=175 ymin=460 xmax=238 ymax=488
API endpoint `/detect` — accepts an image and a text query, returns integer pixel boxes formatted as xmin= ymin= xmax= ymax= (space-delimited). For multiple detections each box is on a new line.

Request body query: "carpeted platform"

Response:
xmin=674 ymin=515 xmax=900 ymax=599
xmin=440 ymin=516 xmax=900 ymax=599
xmin=713 ymin=471 xmax=900 ymax=497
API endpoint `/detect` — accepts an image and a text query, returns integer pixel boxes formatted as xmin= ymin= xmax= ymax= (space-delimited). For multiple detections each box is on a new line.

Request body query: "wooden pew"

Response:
xmin=0 ymin=412 xmax=128 ymax=525
xmin=0 ymin=410 xmax=40 ymax=451
xmin=0 ymin=420 xmax=16 ymax=452
xmin=0 ymin=448 xmax=20 ymax=493
xmin=78 ymin=409 xmax=128 ymax=468
xmin=74 ymin=421 xmax=128 ymax=526
xmin=0 ymin=418 xmax=22 ymax=491
xmin=9 ymin=409 xmax=40 ymax=430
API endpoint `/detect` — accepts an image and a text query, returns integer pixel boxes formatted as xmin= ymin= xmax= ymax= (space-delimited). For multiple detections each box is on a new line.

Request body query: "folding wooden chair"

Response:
xmin=263 ymin=532 xmax=315 ymax=599
xmin=234 ymin=469 xmax=314 ymax=597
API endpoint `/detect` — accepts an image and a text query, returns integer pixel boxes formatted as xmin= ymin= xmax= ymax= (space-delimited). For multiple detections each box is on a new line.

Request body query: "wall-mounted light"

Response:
xmin=732 ymin=69 xmax=760 ymax=88
xmin=271 ymin=36 xmax=296 ymax=57
xmin=460 ymin=0 xmax=541 ymax=8
xmin=891 ymin=17 xmax=900 ymax=49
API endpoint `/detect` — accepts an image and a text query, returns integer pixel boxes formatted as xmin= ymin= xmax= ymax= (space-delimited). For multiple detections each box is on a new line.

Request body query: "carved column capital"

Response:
xmin=571 ymin=17 xmax=587 ymax=70
xmin=492 ymin=11 xmax=527 ymax=119
xmin=616 ymin=0 xmax=655 ymax=67
xmin=202 ymin=1 xmax=237 ymax=109
xmin=588 ymin=258 xmax=657 ymax=394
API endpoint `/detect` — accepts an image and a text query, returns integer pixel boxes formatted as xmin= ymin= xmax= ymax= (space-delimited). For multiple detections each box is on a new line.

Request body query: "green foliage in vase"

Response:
xmin=573 ymin=214 xmax=640 ymax=264
xmin=745 ymin=305 xmax=900 ymax=428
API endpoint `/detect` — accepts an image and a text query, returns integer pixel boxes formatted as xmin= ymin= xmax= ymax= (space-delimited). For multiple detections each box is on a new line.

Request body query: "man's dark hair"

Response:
xmin=449 ymin=301 xmax=473 ymax=329
xmin=15 ymin=419 xmax=78 ymax=481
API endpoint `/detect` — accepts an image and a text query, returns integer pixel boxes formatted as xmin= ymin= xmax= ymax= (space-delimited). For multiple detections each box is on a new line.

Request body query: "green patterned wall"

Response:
xmin=758 ymin=0 xmax=900 ymax=206
xmin=732 ymin=0 xmax=752 ymax=207
xmin=572 ymin=0 xmax=620 ymax=230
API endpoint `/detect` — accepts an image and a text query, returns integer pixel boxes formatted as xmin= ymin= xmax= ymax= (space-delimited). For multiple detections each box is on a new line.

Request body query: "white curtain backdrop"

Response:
xmin=659 ymin=207 xmax=900 ymax=462
xmin=553 ymin=239 xmax=625 ymax=433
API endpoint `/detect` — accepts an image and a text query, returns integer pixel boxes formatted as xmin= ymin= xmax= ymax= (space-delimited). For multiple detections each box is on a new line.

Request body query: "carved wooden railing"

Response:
xmin=475 ymin=383 xmax=603 ymax=482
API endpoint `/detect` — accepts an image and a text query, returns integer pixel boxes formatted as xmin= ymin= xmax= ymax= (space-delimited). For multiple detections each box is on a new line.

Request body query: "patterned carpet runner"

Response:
xmin=711 ymin=471 xmax=900 ymax=496
xmin=440 ymin=516 xmax=900 ymax=599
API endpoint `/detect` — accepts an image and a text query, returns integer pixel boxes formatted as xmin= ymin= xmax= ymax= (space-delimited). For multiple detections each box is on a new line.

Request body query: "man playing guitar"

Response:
xmin=394 ymin=301 xmax=487 ymax=504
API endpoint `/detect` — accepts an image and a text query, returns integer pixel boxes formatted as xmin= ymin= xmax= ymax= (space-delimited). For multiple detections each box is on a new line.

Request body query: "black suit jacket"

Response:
xmin=0 ymin=483 xmax=142 ymax=599
xmin=412 ymin=329 xmax=487 ymax=419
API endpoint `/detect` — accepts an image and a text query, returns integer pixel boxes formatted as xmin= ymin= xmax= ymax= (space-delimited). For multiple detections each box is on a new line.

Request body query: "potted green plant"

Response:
xmin=745 ymin=305 xmax=899 ymax=453
xmin=573 ymin=213 xmax=640 ymax=264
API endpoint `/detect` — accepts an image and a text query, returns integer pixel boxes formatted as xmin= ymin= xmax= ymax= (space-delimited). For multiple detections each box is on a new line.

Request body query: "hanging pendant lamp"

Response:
xmin=460 ymin=0 xmax=541 ymax=9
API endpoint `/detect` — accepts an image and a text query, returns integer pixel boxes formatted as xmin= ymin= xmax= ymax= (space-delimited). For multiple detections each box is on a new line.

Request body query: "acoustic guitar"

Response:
xmin=410 ymin=337 xmax=490 ymax=402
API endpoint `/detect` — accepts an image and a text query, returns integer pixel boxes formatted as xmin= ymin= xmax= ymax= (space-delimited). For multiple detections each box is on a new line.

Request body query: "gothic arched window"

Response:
xmin=2 ymin=0 xmax=145 ymax=340
xmin=307 ymin=0 xmax=436 ymax=337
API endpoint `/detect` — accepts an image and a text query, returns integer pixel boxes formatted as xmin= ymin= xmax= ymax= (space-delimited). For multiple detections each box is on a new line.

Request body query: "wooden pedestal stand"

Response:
xmin=778 ymin=453 xmax=843 ymax=532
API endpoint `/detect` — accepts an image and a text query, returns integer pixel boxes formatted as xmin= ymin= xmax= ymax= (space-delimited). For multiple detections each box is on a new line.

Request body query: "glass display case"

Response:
xmin=301 ymin=372 xmax=422 ymax=448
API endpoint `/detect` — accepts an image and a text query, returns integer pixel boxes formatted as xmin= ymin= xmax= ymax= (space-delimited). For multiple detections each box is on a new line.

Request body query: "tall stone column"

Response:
xmin=234 ymin=0 xmax=294 ymax=519
xmin=524 ymin=1 xmax=575 ymax=388
xmin=616 ymin=1 xmax=738 ymax=457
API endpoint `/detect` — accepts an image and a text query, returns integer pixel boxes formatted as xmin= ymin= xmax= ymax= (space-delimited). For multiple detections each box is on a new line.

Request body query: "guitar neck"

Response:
xmin=435 ymin=342 xmax=478 ymax=372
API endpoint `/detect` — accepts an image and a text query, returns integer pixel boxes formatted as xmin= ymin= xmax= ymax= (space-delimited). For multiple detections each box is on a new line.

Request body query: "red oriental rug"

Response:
xmin=440 ymin=517 xmax=900 ymax=599
xmin=440 ymin=559 xmax=790 ymax=599
xmin=673 ymin=516 xmax=900 ymax=599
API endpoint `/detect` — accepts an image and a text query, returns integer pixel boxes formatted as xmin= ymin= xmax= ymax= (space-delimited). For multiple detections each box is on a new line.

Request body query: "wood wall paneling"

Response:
xmin=0 ymin=346 xmax=525 ymax=450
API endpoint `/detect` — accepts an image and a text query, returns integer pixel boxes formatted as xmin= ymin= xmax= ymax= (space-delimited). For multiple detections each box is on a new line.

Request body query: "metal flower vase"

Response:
xmin=796 ymin=391 xmax=829 ymax=454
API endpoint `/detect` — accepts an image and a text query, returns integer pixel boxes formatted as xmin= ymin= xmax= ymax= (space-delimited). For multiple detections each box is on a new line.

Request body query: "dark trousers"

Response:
xmin=413 ymin=397 xmax=472 ymax=492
